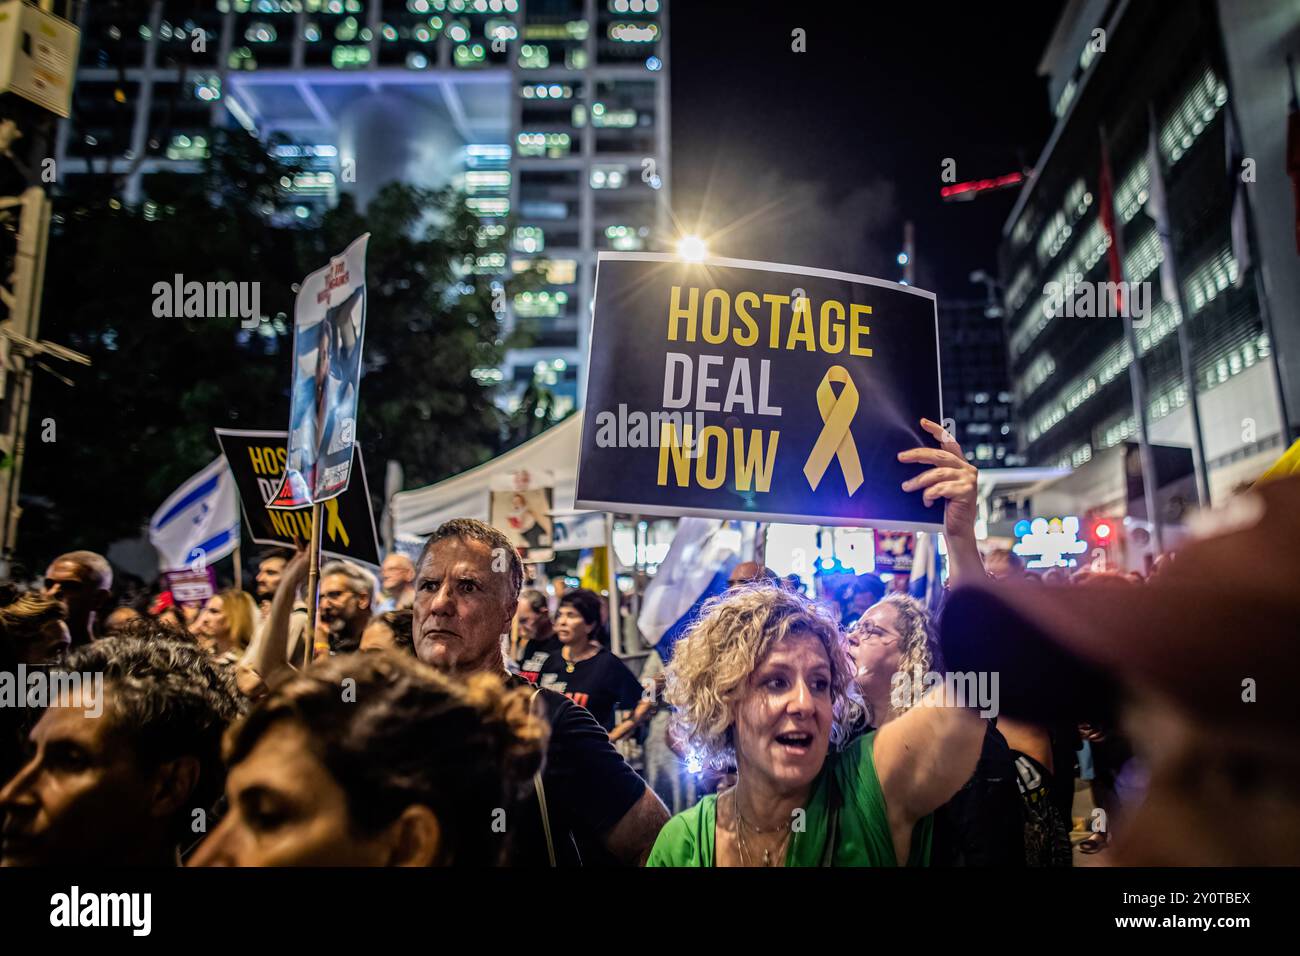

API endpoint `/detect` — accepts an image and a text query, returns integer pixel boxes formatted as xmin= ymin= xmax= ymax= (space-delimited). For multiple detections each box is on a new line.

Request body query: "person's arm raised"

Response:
xmin=245 ymin=548 xmax=311 ymax=691
xmin=873 ymin=690 xmax=986 ymax=858
xmin=898 ymin=417 xmax=984 ymax=588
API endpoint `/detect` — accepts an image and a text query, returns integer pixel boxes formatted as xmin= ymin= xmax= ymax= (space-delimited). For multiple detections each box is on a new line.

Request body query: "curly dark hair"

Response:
xmin=225 ymin=652 xmax=547 ymax=865
xmin=110 ymin=615 xmax=197 ymax=645
xmin=63 ymin=637 xmax=245 ymax=841
xmin=377 ymin=608 xmax=414 ymax=653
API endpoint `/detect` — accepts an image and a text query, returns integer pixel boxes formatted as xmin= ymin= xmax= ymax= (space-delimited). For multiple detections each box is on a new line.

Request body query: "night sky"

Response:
xmin=669 ymin=1 xmax=1066 ymax=300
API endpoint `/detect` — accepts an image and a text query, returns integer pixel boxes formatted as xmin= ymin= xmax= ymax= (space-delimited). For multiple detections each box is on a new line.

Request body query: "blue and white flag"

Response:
xmin=149 ymin=457 xmax=240 ymax=572
xmin=908 ymin=531 xmax=945 ymax=613
xmin=638 ymin=517 xmax=744 ymax=662
xmin=908 ymin=530 xmax=931 ymax=602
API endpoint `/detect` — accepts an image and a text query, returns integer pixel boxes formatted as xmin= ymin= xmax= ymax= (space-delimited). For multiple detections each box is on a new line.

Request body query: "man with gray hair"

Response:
xmin=414 ymin=518 xmax=668 ymax=865
xmin=318 ymin=560 xmax=375 ymax=655
xmin=43 ymin=550 xmax=113 ymax=648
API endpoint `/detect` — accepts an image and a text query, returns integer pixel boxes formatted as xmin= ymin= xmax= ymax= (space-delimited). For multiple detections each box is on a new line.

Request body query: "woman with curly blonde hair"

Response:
xmin=647 ymin=583 xmax=985 ymax=867
xmin=647 ymin=418 xmax=992 ymax=867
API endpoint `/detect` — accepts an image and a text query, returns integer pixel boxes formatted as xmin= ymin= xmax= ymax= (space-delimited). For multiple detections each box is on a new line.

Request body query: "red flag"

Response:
xmin=1098 ymin=131 xmax=1126 ymax=315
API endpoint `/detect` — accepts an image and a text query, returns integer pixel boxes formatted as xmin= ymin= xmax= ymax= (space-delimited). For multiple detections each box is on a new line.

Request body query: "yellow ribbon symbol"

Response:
xmin=324 ymin=497 xmax=350 ymax=547
xmin=803 ymin=366 xmax=864 ymax=495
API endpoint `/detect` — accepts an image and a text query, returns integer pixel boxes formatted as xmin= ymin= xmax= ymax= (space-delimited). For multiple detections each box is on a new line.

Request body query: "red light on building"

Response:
xmin=940 ymin=171 xmax=1026 ymax=202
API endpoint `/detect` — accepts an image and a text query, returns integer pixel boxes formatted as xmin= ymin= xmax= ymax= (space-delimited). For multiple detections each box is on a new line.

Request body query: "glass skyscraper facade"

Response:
xmin=56 ymin=0 xmax=671 ymax=413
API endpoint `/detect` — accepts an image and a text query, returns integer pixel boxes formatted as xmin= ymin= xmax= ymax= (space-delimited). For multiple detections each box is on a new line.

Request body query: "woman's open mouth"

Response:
xmin=773 ymin=731 xmax=815 ymax=755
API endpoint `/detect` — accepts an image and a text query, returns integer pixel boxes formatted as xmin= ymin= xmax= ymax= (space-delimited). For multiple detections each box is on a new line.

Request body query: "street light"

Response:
xmin=677 ymin=235 xmax=708 ymax=261
xmin=969 ymin=269 xmax=1004 ymax=320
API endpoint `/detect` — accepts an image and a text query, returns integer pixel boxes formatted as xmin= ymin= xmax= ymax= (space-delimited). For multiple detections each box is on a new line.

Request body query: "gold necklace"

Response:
xmin=562 ymin=641 xmax=597 ymax=673
xmin=731 ymin=788 xmax=792 ymax=867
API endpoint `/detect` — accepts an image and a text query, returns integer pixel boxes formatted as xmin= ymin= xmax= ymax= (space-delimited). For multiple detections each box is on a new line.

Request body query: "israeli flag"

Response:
xmin=638 ymin=518 xmax=744 ymax=662
xmin=909 ymin=531 xmax=931 ymax=600
xmin=149 ymin=457 xmax=240 ymax=572
xmin=908 ymin=531 xmax=946 ymax=613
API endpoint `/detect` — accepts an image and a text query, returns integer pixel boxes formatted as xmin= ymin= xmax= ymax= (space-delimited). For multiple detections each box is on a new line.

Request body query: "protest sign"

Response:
xmin=551 ymin=511 xmax=607 ymax=552
xmin=215 ymin=428 xmax=381 ymax=566
xmin=576 ymin=253 xmax=944 ymax=531
xmin=164 ymin=568 xmax=216 ymax=607
xmin=873 ymin=530 xmax=915 ymax=574
xmin=268 ymin=234 xmax=369 ymax=508
xmin=490 ymin=488 xmax=554 ymax=563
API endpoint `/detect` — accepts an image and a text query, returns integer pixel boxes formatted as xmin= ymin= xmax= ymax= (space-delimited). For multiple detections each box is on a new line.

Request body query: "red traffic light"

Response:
xmin=1090 ymin=519 xmax=1113 ymax=542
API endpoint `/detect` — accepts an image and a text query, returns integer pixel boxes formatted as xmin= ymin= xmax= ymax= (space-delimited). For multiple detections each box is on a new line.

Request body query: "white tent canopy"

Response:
xmin=391 ymin=412 xmax=582 ymax=538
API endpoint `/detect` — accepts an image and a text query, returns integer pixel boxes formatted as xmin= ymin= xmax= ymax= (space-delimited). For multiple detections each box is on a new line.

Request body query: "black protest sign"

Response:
xmin=214 ymin=428 xmax=381 ymax=565
xmin=576 ymin=254 xmax=944 ymax=531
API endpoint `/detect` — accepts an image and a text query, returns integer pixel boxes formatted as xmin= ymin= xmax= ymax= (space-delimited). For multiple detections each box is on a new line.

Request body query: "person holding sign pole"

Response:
xmin=646 ymin=418 xmax=988 ymax=866
xmin=239 ymin=548 xmax=313 ymax=697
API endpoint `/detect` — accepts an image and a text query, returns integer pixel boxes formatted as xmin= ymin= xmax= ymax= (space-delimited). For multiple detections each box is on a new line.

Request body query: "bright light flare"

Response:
xmin=677 ymin=235 xmax=708 ymax=261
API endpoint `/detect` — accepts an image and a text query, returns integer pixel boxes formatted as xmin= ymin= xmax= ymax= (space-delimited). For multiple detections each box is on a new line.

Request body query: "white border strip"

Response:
xmin=595 ymin=251 xmax=938 ymax=301
xmin=574 ymin=498 xmax=944 ymax=535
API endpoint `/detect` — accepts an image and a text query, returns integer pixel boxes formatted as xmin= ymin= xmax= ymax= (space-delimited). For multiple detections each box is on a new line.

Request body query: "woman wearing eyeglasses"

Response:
xmin=846 ymin=594 xmax=938 ymax=728
xmin=847 ymin=420 xmax=1038 ymax=866
xmin=845 ymin=593 xmax=1025 ymax=866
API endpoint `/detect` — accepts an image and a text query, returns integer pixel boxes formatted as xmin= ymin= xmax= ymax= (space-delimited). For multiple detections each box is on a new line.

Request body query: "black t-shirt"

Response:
xmin=536 ymin=645 xmax=644 ymax=732
xmin=504 ymin=674 xmax=648 ymax=866
xmin=517 ymin=635 xmax=563 ymax=683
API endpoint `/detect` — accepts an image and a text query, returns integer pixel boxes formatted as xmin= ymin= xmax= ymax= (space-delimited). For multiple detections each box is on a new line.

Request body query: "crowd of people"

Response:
xmin=0 ymin=419 xmax=1296 ymax=867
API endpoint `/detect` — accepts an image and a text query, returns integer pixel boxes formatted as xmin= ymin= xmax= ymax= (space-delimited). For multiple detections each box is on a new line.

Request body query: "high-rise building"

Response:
xmin=936 ymin=300 xmax=1020 ymax=468
xmin=55 ymin=0 xmax=671 ymax=413
xmin=999 ymin=0 xmax=1299 ymax=509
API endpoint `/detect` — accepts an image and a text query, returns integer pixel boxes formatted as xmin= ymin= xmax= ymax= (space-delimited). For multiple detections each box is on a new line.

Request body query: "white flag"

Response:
xmin=638 ymin=518 xmax=743 ymax=652
xmin=1225 ymin=103 xmax=1251 ymax=288
xmin=1144 ymin=109 xmax=1182 ymax=309
xmin=149 ymin=457 xmax=240 ymax=572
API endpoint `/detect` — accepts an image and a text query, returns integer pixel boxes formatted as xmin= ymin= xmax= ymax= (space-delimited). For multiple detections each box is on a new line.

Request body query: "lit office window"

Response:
xmin=513 ymin=226 xmax=545 ymax=253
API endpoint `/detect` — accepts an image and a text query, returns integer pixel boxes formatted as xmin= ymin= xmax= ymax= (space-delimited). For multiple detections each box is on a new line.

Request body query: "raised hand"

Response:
xmin=898 ymin=418 xmax=984 ymax=586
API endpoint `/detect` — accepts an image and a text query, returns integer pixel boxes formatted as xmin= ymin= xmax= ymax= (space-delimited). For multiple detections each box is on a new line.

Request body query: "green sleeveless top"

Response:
xmin=646 ymin=731 xmax=932 ymax=867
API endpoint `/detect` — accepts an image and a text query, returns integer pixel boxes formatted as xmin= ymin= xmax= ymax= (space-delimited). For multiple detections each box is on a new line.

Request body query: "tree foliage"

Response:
xmin=17 ymin=129 xmax=524 ymax=569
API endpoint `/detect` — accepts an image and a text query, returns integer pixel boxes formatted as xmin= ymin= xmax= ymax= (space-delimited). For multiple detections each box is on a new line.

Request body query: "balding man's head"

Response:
xmin=50 ymin=551 xmax=112 ymax=590
xmin=43 ymin=552 xmax=112 ymax=644
xmin=380 ymin=553 xmax=416 ymax=596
